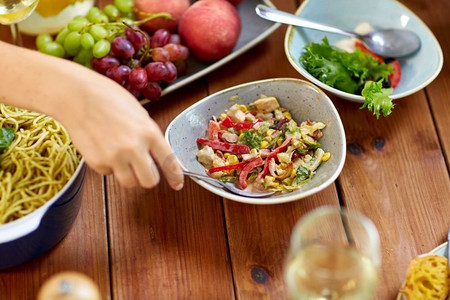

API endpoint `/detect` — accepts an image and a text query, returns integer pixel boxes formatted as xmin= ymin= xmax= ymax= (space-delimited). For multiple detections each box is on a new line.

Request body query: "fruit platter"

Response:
xmin=33 ymin=0 xmax=280 ymax=104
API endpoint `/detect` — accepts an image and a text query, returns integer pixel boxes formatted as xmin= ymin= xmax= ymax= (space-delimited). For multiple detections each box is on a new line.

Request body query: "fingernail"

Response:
xmin=174 ymin=182 xmax=183 ymax=191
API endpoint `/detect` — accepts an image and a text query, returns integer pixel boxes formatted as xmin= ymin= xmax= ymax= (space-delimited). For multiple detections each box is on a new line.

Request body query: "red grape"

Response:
xmin=106 ymin=65 xmax=131 ymax=85
xmin=164 ymin=61 xmax=177 ymax=83
xmin=151 ymin=47 xmax=170 ymax=62
xmin=111 ymin=37 xmax=135 ymax=60
xmin=124 ymin=82 xmax=141 ymax=99
xmin=142 ymin=82 xmax=162 ymax=102
xmin=151 ymin=29 xmax=171 ymax=48
xmin=169 ymin=34 xmax=181 ymax=45
xmin=129 ymin=67 xmax=148 ymax=91
xmin=125 ymin=26 xmax=146 ymax=52
xmin=91 ymin=55 xmax=120 ymax=74
xmin=144 ymin=62 xmax=168 ymax=82
xmin=163 ymin=43 xmax=189 ymax=61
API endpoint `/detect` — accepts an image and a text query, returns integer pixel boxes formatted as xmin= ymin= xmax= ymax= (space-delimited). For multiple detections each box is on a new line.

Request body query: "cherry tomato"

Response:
xmin=388 ymin=59 xmax=402 ymax=89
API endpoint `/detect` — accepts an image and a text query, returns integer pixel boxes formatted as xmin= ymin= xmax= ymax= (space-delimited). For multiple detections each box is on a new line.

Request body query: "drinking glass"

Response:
xmin=284 ymin=206 xmax=381 ymax=300
xmin=0 ymin=0 xmax=39 ymax=45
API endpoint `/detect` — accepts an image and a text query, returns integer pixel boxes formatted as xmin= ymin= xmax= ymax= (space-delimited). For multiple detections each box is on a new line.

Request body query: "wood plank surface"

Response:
xmin=406 ymin=0 xmax=450 ymax=168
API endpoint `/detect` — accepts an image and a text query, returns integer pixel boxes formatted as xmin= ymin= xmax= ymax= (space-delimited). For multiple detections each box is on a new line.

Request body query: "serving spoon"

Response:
xmin=255 ymin=4 xmax=421 ymax=57
xmin=183 ymin=170 xmax=276 ymax=198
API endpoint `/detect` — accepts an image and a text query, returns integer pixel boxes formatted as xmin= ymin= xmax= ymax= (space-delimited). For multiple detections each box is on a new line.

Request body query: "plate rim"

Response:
xmin=283 ymin=0 xmax=444 ymax=104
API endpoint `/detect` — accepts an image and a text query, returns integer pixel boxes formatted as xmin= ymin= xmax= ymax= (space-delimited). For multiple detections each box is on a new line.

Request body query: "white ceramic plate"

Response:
xmin=140 ymin=0 xmax=280 ymax=105
xmin=284 ymin=0 xmax=444 ymax=103
xmin=165 ymin=78 xmax=346 ymax=205
xmin=396 ymin=242 xmax=449 ymax=300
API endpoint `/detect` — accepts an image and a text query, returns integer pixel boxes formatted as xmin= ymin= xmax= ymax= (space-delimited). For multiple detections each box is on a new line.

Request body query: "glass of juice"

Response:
xmin=284 ymin=206 xmax=381 ymax=300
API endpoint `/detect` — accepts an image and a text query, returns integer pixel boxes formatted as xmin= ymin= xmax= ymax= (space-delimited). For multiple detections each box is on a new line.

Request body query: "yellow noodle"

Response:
xmin=0 ymin=104 xmax=81 ymax=225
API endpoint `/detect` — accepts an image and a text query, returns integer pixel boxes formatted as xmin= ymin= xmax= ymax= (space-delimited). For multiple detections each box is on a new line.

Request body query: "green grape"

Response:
xmin=55 ymin=27 xmax=70 ymax=44
xmin=68 ymin=18 xmax=89 ymax=32
xmin=87 ymin=6 xmax=102 ymax=22
xmin=103 ymin=4 xmax=120 ymax=21
xmin=36 ymin=34 xmax=53 ymax=50
xmin=64 ymin=31 xmax=81 ymax=56
xmin=114 ymin=0 xmax=133 ymax=13
xmin=40 ymin=42 xmax=65 ymax=58
xmin=120 ymin=17 xmax=134 ymax=25
xmin=80 ymin=32 xmax=95 ymax=49
xmin=93 ymin=40 xmax=111 ymax=58
xmin=120 ymin=12 xmax=135 ymax=20
xmin=93 ymin=13 xmax=109 ymax=23
xmin=73 ymin=48 xmax=93 ymax=65
xmin=89 ymin=24 xmax=108 ymax=40
xmin=73 ymin=15 xmax=89 ymax=22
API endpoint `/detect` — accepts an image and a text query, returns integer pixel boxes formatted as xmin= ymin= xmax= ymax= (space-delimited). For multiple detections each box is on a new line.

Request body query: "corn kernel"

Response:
xmin=239 ymin=133 xmax=244 ymax=140
xmin=261 ymin=141 xmax=269 ymax=149
xmin=227 ymin=155 xmax=238 ymax=164
xmin=322 ymin=152 xmax=331 ymax=162
xmin=239 ymin=105 xmax=247 ymax=112
xmin=223 ymin=153 xmax=230 ymax=159
xmin=291 ymin=168 xmax=297 ymax=178
xmin=266 ymin=129 xmax=275 ymax=137
xmin=283 ymin=111 xmax=292 ymax=119
xmin=277 ymin=138 xmax=283 ymax=146
xmin=220 ymin=113 xmax=227 ymax=119
xmin=250 ymin=148 xmax=258 ymax=154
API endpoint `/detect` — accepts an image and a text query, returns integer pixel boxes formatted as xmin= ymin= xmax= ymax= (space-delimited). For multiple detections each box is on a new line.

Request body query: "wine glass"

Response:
xmin=284 ymin=206 xmax=381 ymax=300
xmin=0 ymin=0 xmax=39 ymax=46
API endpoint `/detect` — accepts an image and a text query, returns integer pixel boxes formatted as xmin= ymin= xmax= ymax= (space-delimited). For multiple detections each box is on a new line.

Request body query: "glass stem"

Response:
xmin=10 ymin=23 xmax=23 ymax=46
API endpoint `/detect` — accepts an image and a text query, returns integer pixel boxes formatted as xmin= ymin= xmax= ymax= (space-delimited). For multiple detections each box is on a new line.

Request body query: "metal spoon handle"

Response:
xmin=255 ymin=4 xmax=358 ymax=38
xmin=183 ymin=170 xmax=223 ymax=187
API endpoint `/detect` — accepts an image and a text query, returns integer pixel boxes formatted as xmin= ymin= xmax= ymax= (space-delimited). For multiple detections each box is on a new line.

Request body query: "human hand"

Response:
xmin=59 ymin=73 xmax=184 ymax=190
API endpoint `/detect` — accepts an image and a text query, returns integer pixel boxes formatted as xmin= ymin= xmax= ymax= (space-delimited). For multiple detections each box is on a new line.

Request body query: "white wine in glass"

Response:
xmin=284 ymin=206 xmax=381 ymax=300
xmin=0 ymin=0 xmax=39 ymax=45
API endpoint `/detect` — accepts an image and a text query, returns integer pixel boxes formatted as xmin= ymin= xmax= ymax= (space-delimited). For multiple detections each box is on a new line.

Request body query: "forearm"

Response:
xmin=1 ymin=40 xmax=105 ymax=127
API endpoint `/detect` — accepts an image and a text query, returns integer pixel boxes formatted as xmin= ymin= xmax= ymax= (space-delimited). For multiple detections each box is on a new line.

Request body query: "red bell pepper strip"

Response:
xmin=208 ymin=161 xmax=248 ymax=174
xmin=257 ymin=136 xmax=293 ymax=181
xmin=220 ymin=116 xmax=258 ymax=131
xmin=354 ymin=40 xmax=384 ymax=63
xmin=220 ymin=116 xmax=235 ymax=128
xmin=197 ymin=138 xmax=250 ymax=154
xmin=239 ymin=157 xmax=264 ymax=189
xmin=388 ymin=59 xmax=402 ymax=88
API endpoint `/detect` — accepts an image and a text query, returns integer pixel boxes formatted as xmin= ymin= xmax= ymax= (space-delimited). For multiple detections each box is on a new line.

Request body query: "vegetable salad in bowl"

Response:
xmin=196 ymin=96 xmax=330 ymax=193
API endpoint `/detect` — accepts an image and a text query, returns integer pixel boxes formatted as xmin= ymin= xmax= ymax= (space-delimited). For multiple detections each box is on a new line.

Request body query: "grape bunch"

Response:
xmin=35 ymin=0 xmax=189 ymax=102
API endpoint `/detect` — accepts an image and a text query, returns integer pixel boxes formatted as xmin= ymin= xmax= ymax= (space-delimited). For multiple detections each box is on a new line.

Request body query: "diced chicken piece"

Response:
xmin=227 ymin=104 xmax=246 ymax=123
xmin=197 ymin=146 xmax=224 ymax=169
xmin=254 ymin=97 xmax=280 ymax=113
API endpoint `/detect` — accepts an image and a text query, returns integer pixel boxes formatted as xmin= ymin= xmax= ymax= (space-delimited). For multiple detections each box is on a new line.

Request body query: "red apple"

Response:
xmin=134 ymin=0 xmax=190 ymax=33
xmin=178 ymin=0 xmax=241 ymax=62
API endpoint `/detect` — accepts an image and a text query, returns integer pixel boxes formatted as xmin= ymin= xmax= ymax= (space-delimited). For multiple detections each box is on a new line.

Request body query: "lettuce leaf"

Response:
xmin=361 ymin=80 xmax=394 ymax=119
xmin=300 ymin=37 xmax=395 ymax=118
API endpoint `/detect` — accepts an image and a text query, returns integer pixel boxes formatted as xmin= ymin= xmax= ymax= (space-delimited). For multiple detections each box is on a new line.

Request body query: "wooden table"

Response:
xmin=1 ymin=0 xmax=449 ymax=299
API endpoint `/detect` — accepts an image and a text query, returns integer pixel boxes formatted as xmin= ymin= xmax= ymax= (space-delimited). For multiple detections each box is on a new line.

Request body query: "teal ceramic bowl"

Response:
xmin=285 ymin=0 xmax=443 ymax=103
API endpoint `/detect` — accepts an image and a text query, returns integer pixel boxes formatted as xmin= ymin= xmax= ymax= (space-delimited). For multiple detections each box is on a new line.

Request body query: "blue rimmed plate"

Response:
xmin=284 ymin=0 xmax=443 ymax=103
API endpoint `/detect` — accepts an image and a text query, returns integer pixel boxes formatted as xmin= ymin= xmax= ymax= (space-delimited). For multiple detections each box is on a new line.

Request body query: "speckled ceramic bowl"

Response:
xmin=285 ymin=0 xmax=444 ymax=103
xmin=165 ymin=78 xmax=346 ymax=204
